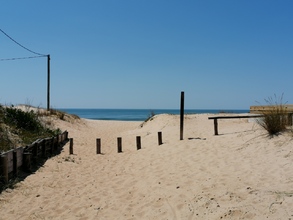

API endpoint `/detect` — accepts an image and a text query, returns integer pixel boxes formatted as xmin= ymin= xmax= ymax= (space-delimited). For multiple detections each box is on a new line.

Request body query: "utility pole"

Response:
xmin=47 ymin=54 xmax=50 ymax=111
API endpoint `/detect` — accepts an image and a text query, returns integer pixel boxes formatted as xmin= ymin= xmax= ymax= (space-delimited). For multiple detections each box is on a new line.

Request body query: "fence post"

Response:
xmin=42 ymin=139 xmax=46 ymax=158
xmin=32 ymin=142 xmax=38 ymax=162
xmin=69 ymin=138 xmax=74 ymax=154
xmin=23 ymin=152 xmax=32 ymax=172
xmin=0 ymin=155 xmax=8 ymax=184
xmin=117 ymin=137 xmax=122 ymax=153
xmin=158 ymin=132 xmax=163 ymax=145
xmin=56 ymin=134 xmax=60 ymax=151
xmin=13 ymin=151 xmax=18 ymax=177
xmin=50 ymin=137 xmax=54 ymax=155
xmin=288 ymin=113 xmax=293 ymax=126
xmin=96 ymin=138 xmax=101 ymax=154
xmin=136 ymin=136 xmax=141 ymax=150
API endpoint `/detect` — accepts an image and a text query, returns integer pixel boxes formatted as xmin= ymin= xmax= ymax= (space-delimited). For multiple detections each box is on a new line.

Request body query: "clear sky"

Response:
xmin=1 ymin=0 xmax=292 ymax=109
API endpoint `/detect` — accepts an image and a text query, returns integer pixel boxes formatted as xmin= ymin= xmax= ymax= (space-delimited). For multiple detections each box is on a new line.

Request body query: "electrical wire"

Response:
xmin=0 ymin=28 xmax=46 ymax=56
xmin=0 ymin=55 xmax=46 ymax=61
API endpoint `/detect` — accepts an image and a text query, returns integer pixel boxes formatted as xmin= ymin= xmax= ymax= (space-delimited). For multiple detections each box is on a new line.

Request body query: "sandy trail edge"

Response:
xmin=0 ymin=114 xmax=293 ymax=220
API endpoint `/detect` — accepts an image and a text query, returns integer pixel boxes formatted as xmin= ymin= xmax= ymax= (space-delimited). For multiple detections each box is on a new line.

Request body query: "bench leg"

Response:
xmin=214 ymin=119 xmax=218 ymax=135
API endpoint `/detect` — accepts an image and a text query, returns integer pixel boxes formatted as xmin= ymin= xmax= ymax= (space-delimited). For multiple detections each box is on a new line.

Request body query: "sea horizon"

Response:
xmin=59 ymin=108 xmax=250 ymax=121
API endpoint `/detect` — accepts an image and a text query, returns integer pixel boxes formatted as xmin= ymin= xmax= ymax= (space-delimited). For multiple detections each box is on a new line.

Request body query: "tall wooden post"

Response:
xmin=47 ymin=54 xmax=50 ymax=111
xmin=180 ymin=91 xmax=184 ymax=140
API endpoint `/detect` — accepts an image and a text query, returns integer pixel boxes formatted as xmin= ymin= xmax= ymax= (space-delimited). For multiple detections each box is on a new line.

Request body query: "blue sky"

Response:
xmin=1 ymin=0 xmax=292 ymax=109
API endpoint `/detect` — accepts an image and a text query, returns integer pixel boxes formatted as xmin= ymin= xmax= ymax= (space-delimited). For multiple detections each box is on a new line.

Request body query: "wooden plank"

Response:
xmin=0 ymin=155 xmax=8 ymax=183
xmin=208 ymin=115 xmax=261 ymax=120
xmin=250 ymin=105 xmax=293 ymax=113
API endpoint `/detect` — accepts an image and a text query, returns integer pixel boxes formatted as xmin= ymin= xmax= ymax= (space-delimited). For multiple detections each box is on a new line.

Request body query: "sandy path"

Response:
xmin=0 ymin=114 xmax=293 ymax=219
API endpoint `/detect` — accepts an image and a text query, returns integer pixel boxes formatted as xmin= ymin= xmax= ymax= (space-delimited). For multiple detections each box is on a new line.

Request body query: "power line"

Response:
xmin=0 ymin=55 xmax=46 ymax=61
xmin=0 ymin=28 xmax=46 ymax=56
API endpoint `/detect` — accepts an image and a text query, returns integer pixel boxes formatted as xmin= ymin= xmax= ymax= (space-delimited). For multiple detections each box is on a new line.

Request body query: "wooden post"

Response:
xmin=214 ymin=119 xmax=218 ymax=135
xmin=96 ymin=138 xmax=101 ymax=154
xmin=158 ymin=132 xmax=163 ymax=145
xmin=42 ymin=139 xmax=46 ymax=158
xmin=136 ymin=136 xmax=141 ymax=150
xmin=117 ymin=137 xmax=122 ymax=153
xmin=288 ymin=113 xmax=292 ymax=126
xmin=0 ymin=155 xmax=8 ymax=184
xmin=69 ymin=138 xmax=74 ymax=154
xmin=180 ymin=91 xmax=184 ymax=140
xmin=32 ymin=142 xmax=38 ymax=161
xmin=56 ymin=134 xmax=60 ymax=151
xmin=50 ymin=137 xmax=55 ymax=155
xmin=13 ymin=151 xmax=18 ymax=177
xmin=23 ymin=152 xmax=32 ymax=172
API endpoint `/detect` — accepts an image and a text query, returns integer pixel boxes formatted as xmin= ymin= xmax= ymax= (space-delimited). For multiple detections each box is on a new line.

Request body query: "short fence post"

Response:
xmin=69 ymin=138 xmax=74 ymax=154
xmin=13 ymin=151 xmax=18 ymax=177
xmin=158 ymin=132 xmax=163 ymax=145
xmin=0 ymin=155 xmax=8 ymax=184
xmin=214 ymin=119 xmax=218 ymax=135
xmin=117 ymin=137 xmax=122 ymax=153
xmin=136 ymin=136 xmax=141 ymax=150
xmin=50 ymin=137 xmax=55 ymax=155
xmin=32 ymin=142 xmax=38 ymax=161
xmin=42 ymin=140 xmax=46 ymax=158
xmin=96 ymin=138 xmax=101 ymax=154
xmin=56 ymin=134 xmax=60 ymax=151
xmin=288 ymin=113 xmax=293 ymax=126
xmin=23 ymin=152 xmax=32 ymax=172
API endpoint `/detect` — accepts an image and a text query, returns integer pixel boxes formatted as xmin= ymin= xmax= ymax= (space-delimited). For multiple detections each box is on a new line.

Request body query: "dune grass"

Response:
xmin=0 ymin=104 xmax=61 ymax=153
xmin=256 ymin=95 xmax=290 ymax=136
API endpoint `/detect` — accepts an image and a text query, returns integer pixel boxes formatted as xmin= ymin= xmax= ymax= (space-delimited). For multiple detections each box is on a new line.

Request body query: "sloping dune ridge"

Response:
xmin=0 ymin=113 xmax=293 ymax=219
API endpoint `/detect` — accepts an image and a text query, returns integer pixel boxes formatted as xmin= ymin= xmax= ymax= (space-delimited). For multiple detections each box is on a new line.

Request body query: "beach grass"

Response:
xmin=0 ymin=104 xmax=61 ymax=153
xmin=256 ymin=94 xmax=289 ymax=135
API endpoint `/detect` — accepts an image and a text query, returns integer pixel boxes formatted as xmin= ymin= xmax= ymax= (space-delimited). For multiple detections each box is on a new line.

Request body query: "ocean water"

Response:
xmin=59 ymin=109 xmax=249 ymax=121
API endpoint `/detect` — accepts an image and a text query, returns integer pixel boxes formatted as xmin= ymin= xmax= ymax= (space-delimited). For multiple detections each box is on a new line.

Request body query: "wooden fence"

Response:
xmin=0 ymin=131 xmax=68 ymax=184
xmin=250 ymin=105 xmax=293 ymax=113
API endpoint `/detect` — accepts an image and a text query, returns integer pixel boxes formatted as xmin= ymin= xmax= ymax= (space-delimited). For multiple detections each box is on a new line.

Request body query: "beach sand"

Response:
xmin=0 ymin=113 xmax=293 ymax=219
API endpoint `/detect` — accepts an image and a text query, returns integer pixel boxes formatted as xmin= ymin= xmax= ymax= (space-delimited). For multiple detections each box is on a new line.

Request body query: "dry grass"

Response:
xmin=256 ymin=94 xmax=290 ymax=136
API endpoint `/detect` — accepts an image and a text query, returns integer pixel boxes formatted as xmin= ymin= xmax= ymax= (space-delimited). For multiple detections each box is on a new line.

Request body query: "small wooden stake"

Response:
xmin=117 ymin=137 xmax=122 ymax=153
xmin=136 ymin=136 xmax=141 ymax=150
xmin=158 ymin=132 xmax=163 ymax=145
xmin=0 ymin=155 xmax=8 ymax=184
xmin=96 ymin=138 xmax=101 ymax=154
xmin=69 ymin=138 xmax=74 ymax=154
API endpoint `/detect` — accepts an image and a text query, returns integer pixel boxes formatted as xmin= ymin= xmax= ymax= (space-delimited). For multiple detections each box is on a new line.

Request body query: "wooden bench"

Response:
xmin=208 ymin=115 xmax=262 ymax=135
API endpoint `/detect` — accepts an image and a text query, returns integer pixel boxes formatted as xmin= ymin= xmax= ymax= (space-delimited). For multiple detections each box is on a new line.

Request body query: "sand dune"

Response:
xmin=0 ymin=114 xmax=293 ymax=219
